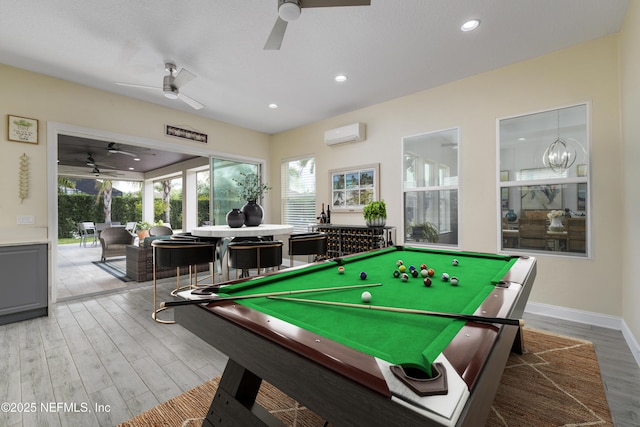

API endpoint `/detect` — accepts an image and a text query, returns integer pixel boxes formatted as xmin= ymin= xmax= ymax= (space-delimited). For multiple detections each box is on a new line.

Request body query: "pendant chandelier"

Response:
xmin=543 ymin=110 xmax=583 ymax=173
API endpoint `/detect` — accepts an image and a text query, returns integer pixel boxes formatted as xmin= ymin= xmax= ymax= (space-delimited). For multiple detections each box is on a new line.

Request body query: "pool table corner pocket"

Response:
xmin=390 ymin=362 xmax=448 ymax=396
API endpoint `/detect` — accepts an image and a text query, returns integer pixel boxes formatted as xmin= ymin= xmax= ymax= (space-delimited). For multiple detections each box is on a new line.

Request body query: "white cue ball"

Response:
xmin=361 ymin=291 xmax=372 ymax=303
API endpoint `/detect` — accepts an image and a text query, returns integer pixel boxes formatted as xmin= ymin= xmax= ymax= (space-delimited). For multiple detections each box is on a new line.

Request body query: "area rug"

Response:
xmin=118 ymin=328 xmax=613 ymax=427
xmin=92 ymin=259 xmax=134 ymax=282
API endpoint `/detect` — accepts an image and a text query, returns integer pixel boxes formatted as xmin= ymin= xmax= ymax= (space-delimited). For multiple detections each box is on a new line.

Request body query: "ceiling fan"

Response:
xmin=91 ymin=165 xmax=121 ymax=178
xmin=105 ymin=142 xmax=155 ymax=158
xmin=116 ymin=62 xmax=204 ymax=110
xmin=264 ymin=0 xmax=371 ymax=50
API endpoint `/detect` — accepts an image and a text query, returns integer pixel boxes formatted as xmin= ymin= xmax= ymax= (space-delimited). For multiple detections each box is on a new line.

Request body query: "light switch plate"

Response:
xmin=17 ymin=215 xmax=35 ymax=224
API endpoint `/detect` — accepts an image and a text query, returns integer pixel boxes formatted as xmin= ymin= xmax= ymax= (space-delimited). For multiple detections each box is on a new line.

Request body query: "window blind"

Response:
xmin=281 ymin=157 xmax=316 ymax=233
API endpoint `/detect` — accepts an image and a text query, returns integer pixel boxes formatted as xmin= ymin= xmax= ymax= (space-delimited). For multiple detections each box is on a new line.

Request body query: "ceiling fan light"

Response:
xmin=164 ymin=90 xmax=179 ymax=100
xmin=279 ymin=1 xmax=301 ymax=22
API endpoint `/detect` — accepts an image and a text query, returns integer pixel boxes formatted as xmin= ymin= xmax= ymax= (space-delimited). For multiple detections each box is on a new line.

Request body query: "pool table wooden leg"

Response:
xmin=511 ymin=325 xmax=525 ymax=355
xmin=204 ymin=358 xmax=283 ymax=426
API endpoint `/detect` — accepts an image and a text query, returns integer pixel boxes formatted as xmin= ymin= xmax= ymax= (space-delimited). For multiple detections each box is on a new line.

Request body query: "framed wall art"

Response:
xmin=329 ymin=163 xmax=379 ymax=212
xmin=8 ymin=115 xmax=38 ymax=144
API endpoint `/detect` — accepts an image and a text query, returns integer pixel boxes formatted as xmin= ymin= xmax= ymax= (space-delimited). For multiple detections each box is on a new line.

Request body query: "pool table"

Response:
xmin=174 ymin=246 xmax=536 ymax=427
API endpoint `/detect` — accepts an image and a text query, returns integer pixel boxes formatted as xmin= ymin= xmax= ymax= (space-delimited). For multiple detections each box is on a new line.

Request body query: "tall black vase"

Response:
xmin=242 ymin=200 xmax=263 ymax=227
xmin=226 ymin=208 xmax=245 ymax=228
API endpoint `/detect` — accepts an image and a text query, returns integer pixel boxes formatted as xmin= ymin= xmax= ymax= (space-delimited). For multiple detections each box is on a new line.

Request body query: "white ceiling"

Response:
xmin=0 ymin=0 xmax=629 ymax=135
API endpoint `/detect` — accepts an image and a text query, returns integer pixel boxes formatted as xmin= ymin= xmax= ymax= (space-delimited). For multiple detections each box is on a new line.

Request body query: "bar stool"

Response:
xmin=227 ymin=240 xmax=283 ymax=279
xmin=288 ymin=232 xmax=328 ymax=267
xmin=151 ymin=240 xmax=216 ymax=323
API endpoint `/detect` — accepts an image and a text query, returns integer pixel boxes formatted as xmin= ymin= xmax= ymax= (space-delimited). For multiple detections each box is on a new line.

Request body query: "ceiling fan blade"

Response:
xmin=173 ymin=68 xmax=196 ymax=88
xmin=178 ymin=93 xmax=205 ymax=110
xmin=300 ymin=0 xmax=370 ymax=7
xmin=264 ymin=17 xmax=288 ymax=50
xmin=115 ymin=82 xmax=162 ymax=90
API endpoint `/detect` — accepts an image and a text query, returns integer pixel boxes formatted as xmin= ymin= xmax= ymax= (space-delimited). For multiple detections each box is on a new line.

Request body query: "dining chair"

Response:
xmin=227 ymin=240 xmax=283 ymax=279
xmin=288 ymin=232 xmax=328 ymax=267
xmin=77 ymin=222 xmax=97 ymax=247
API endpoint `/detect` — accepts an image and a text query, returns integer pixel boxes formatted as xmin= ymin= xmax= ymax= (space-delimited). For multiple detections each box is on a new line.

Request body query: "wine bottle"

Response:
xmin=326 ymin=203 xmax=331 ymax=224
xmin=320 ymin=203 xmax=326 ymax=223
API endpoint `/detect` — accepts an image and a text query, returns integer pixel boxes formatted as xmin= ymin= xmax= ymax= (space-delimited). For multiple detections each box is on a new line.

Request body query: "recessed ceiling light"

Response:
xmin=128 ymin=167 xmax=135 ymax=170
xmin=335 ymin=74 xmax=348 ymax=83
xmin=133 ymin=157 xmax=141 ymax=161
xmin=461 ymin=19 xmax=480 ymax=32
xmin=269 ymin=103 xmax=278 ymax=109
xmin=518 ymin=137 xmax=527 ymax=141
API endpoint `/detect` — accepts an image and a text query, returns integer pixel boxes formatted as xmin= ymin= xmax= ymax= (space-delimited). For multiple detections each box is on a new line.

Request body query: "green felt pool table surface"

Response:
xmin=217 ymin=246 xmax=518 ymax=374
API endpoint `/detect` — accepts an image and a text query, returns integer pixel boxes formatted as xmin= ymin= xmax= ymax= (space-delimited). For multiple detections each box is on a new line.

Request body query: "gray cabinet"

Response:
xmin=0 ymin=243 xmax=48 ymax=325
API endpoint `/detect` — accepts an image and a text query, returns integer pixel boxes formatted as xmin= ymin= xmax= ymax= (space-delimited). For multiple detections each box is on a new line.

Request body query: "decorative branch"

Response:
xmin=19 ymin=153 xmax=29 ymax=202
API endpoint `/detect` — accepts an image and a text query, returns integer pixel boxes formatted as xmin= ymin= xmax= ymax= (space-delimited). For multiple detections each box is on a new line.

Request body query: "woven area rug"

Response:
xmin=118 ymin=328 xmax=613 ymax=427
xmin=92 ymin=259 xmax=134 ymax=282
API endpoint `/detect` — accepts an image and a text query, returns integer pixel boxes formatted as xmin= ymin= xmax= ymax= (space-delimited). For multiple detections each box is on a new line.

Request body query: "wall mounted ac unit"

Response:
xmin=324 ymin=122 xmax=366 ymax=146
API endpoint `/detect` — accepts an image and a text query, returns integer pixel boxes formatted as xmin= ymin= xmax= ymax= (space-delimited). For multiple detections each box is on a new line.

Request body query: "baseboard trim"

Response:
xmin=525 ymin=301 xmax=640 ymax=367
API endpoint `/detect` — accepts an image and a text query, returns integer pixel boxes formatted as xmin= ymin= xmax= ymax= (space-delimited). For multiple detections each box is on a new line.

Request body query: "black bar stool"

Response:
xmin=288 ymin=232 xmax=328 ymax=267
xmin=151 ymin=240 xmax=216 ymax=323
xmin=227 ymin=240 xmax=283 ymax=279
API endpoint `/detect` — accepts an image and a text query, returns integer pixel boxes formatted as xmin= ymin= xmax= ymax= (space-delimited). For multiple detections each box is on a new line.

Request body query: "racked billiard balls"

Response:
xmin=423 ymin=277 xmax=432 ymax=287
xmin=450 ymin=277 xmax=459 ymax=286
xmin=411 ymin=269 xmax=419 ymax=278
xmin=427 ymin=268 xmax=435 ymax=277
xmin=441 ymin=273 xmax=450 ymax=282
xmin=393 ymin=270 xmax=401 ymax=278
xmin=338 ymin=266 xmax=345 ymax=274
xmin=398 ymin=265 xmax=407 ymax=273
xmin=452 ymin=259 xmax=459 ymax=266
xmin=401 ymin=273 xmax=409 ymax=282
xmin=360 ymin=271 xmax=367 ymax=280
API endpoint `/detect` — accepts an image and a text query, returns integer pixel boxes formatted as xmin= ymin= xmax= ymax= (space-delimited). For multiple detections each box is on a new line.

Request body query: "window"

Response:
xmin=211 ymin=158 xmax=260 ymax=226
xmin=499 ymin=104 xmax=589 ymax=256
xmin=281 ymin=156 xmax=316 ymax=233
xmin=403 ymin=129 xmax=459 ymax=246
xmin=196 ymin=169 xmax=210 ymax=226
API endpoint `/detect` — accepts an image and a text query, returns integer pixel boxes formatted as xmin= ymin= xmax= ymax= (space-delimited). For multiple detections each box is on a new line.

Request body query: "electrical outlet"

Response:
xmin=17 ymin=215 xmax=35 ymax=224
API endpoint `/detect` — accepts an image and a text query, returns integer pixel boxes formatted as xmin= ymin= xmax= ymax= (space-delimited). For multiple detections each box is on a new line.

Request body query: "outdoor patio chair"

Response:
xmin=77 ymin=222 xmax=97 ymax=247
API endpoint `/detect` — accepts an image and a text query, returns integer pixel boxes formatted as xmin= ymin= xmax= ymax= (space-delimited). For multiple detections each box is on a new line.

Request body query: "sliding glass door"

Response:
xmin=210 ymin=158 xmax=261 ymax=226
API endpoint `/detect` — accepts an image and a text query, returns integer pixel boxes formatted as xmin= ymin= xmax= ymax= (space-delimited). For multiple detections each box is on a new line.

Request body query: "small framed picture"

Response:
xmin=8 ymin=115 xmax=38 ymax=144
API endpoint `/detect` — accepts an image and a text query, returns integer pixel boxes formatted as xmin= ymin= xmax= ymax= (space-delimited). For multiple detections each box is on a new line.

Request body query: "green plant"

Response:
xmin=362 ymin=200 xmax=387 ymax=220
xmin=136 ymin=221 xmax=152 ymax=231
xmin=232 ymin=172 xmax=271 ymax=202
xmin=409 ymin=222 xmax=440 ymax=243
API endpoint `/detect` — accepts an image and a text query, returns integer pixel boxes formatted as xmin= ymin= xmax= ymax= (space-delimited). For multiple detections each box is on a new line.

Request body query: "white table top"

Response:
xmin=192 ymin=224 xmax=294 ymax=238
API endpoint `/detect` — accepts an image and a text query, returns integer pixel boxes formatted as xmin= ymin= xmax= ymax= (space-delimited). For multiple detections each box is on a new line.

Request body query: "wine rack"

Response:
xmin=310 ymin=225 xmax=396 ymax=258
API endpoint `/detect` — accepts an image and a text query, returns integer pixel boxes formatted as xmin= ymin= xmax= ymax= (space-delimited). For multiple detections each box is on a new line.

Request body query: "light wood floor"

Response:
xmin=0 ymin=248 xmax=637 ymax=426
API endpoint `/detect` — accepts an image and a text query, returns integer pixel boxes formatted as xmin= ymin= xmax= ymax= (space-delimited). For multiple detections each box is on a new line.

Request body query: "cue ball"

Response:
xmin=338 ymin=266 xmax=345 ymax=274
xmin=441 ymin=273 xmax=450 ymax=282
xmin=452 ymin=259 xmax=459 ymax=266
xmin=420 ymin=269 xmax=429 ymax=277
xmin=360 ymin=271 xmax=367 ymax=280
xmin=361 ymin=291 xmax=372 ymax=303
xmin=398 ymin=265 xmax=407 ymax=273
xmin=393 ymin=270 xmax=401 ymax=278
xmin=450 ymin=277 xmax=459 ymax=286
xmin=424 ymin=277 xmax=432 ymax=287
xmin=401 ymin=273 xmax=409 ymax=282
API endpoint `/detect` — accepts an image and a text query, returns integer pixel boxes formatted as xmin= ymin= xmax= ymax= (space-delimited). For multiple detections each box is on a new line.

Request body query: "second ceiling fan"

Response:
xmin=264 ymin=0 xmax=371 ymax=50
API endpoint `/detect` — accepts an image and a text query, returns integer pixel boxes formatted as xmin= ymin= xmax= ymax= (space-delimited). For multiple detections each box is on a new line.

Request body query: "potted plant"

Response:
xmin=363 ymin=200 xmax=387 ymax=227
xmin=136 ymin=221 xmax=152 ymax=242
xmin=409 ymin=222 xmax=440 ymax=243
xmin=232 ymin=172 xmax=271 ymax=226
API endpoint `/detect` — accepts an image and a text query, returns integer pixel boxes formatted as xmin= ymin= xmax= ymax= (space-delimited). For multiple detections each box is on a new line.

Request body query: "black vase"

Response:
xmin=242 ymin=200 xmax=263 ymax=227
xmin=505 ymin=209 xmax=518 ymax=222
xmin=226 ymin=208 xmax=245 ymax=228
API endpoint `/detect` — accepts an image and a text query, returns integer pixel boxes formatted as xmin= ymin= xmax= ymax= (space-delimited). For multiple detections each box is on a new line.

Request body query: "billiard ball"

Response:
xmin=360 ymin=271 xmax=367 ymax=280
xmin=423 ymin=277 xmax=432 ymax=287
xmin=361 ymin=291 xmax=372 ymax=303
xmin=427 ymin=268 xmax=435 ymax=277
xmin=441 ymin=273 xmax=450 ymax=282
xmin=452 ymin=259 xmax=459 ymax=266
xmin=401 ymin=273 xmax=409 ymax=282
xmin=393 ymin=270 xmax=401 ymax=278
xmin=396 ymin=260 xmax=403 ymax=266
xmin=409 ymin=265 xmax=416 ymax=272
xmin=420 ymin=269 xmax=429 ymax=278
xmin=398 ymin=265 xmax=407 ymax=273
xmin=411 ymin=270 xmax=419 ymax=278
xmin=420 ymin=263 xmax=427 ymax=270
xmin=450 ymin=277 xmax=459 ymax=286
xmin=338 ymin=266 xmax=345 ymax=274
